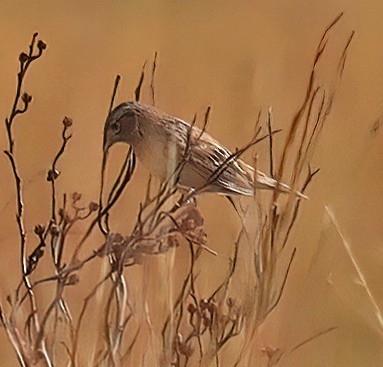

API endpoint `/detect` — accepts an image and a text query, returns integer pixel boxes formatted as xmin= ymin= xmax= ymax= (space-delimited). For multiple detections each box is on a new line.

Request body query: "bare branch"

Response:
xmin=150 ymin=51 xmax=158 ymax=106
xmin=134 ymin=60 xmax=147 ymax=102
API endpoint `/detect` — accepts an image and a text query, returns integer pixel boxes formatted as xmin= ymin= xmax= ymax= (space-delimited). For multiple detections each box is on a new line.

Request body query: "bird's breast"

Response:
xmin=134 ymin=132 xmax=180 ymax=181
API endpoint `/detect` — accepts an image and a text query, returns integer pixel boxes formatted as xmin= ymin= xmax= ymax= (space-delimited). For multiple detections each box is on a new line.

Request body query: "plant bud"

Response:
xmin=21 ymin=92 xmax=32 ymax=103
xmin=89 ymin=201 xmax=99 ymax=212
xmin=19 ymin=52 xmax=28 ymax=64
xmin=72 ymin=192 xmax=82 ymax=202
xmin=50 ymin=224 xmax=60 ymax=237
xmin=37 ymin=40 xmax=47 ymax=51
xmin=47 ymin=169 xmax=60 ymax=181
xmin=34 ymin=224 xmax=45 ymax=235
xmin=63 ymin=116 xmax=73 ymax=128
xmin=187 ymin=303 xmax=196 ymax=314
xmin=66 ymin=274 xmax=79 ymax=286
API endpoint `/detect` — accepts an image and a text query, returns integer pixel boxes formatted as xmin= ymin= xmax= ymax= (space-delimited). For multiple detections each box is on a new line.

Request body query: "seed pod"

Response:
xmin=37 ymin=40 xmax=47 ymax=51
xmin=47 ymin=169 xmax=60 ymax=181
xmin=89 ymin=201 xmax=99 ymax=212
xmin=19 ymin=52 xmax=28 ymax=64
xmin=34 ymin=224 xmax=45 ymax=235
xmin=63 ymin=116 xmax=73 ymax=128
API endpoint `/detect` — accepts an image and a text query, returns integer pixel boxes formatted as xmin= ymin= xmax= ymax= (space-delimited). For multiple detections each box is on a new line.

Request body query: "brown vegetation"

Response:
xmin=0 ymin=14 xmax=353 ymax=367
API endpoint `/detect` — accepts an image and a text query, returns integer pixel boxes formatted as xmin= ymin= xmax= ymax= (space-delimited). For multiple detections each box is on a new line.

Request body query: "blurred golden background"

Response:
xmin=1 ymin=0 xmax=383 ymax=366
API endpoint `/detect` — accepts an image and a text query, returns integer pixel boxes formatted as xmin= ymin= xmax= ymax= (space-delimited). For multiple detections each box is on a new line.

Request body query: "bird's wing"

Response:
xmin=188 ymin=131 xmax=257 ymax=195
xmin=190 ymin=138 xmax=306 ymax=197
xmin=161 ymin=115 xmax=306 ymax=198
xmin=160 ymin=116 xmax=250 ymax=194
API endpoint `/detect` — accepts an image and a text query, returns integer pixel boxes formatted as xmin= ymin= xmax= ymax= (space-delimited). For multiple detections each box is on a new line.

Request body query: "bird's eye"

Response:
xmin=111 ymin=121 xmax=121 ymax=134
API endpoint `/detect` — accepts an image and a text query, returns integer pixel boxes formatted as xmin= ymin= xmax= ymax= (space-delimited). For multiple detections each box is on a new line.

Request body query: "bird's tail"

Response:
xmin=254 ymin=170 xmax=308 ymax=200
xmin=274 ymin=181 xmax=308 ymax=200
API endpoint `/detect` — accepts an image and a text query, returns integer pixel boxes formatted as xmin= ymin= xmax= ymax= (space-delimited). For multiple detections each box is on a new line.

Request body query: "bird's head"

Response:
xmin=103 ymin=101 xmax=144 ymax=152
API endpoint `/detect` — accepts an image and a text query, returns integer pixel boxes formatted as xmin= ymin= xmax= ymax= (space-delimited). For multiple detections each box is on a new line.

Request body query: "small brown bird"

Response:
xmin=103 ymin=102 xmax=306 ymax=198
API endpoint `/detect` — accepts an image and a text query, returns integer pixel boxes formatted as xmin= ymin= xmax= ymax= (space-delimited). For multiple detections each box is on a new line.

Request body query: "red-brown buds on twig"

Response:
xmin=58 ymin=208 xmax=72 ymax=223
xmin=19 ymin=52 xmax=28 ymax=64
xmin=63 ymin=116 xmax=73 ymax=128
xmin=49 ymin=224 xmax=60 ymax=237
xmin=26 ymin=247 xmax=44 ymax=275
xmin=21 ymin=92 xmax=32 ymax=104
xmin=34 ymin=224 xmax=45 ymax=236
xmin=37 ymin=40 xmax=47 ymax=51
xmin=66 ymin=274 xmax=79 ymax=286
xmin=72 ymin=192 xmax=82 ymax=202
xmin=88 ymin=201 xmax=99 ymax=212
xmin=47 ymin=169 xmax=60 ymax=181
xmin=187 ymin=303 xmax=197 ymax=315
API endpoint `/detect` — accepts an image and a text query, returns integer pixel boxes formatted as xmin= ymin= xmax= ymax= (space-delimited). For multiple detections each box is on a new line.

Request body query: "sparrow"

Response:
xmin=103 ymin=101 xmax=306 ymax=199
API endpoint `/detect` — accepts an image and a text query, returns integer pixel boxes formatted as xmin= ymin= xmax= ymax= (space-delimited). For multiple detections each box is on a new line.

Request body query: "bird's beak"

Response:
xmin=103 ymin=138 xmax=110 ymax=153
xmin=103 ymin=123 xmax=112 ymax=152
